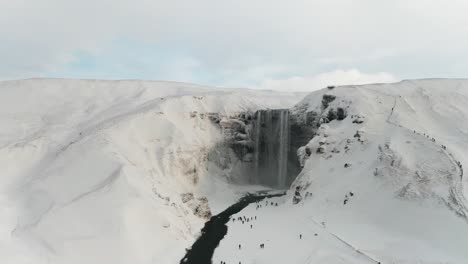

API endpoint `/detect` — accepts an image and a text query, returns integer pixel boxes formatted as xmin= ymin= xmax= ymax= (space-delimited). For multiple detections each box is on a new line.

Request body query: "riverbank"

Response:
xmin=180 ymin=191 xmax=285 ymax=264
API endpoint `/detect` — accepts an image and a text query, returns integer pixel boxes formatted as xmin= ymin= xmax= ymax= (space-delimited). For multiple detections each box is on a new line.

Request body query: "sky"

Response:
xmin=1 ymin=0 xmax=468 ymax=91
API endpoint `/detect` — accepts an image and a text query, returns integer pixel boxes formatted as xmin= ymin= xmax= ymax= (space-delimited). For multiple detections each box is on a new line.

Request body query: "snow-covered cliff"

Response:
xmin=0 ymin=79 xmax=304 ymax=264
xmin=3 ymin=78 xmax=468 ymax=264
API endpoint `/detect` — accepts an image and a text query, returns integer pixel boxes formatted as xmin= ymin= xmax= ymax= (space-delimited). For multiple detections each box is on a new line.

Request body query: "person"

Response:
xmin=300 ymin=234 xmax=302 ymax=239
xmin=250 ymin=224 xmax=252 ymax=229
xmin=255 ymin=216 xmax=257 ymax=220
xmin=239 ymin=244 xmax=241 ymax=250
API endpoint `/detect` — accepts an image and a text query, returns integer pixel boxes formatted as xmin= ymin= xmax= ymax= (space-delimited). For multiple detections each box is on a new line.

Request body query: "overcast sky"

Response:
xmin=1 ymin=0 xmax=468 ymax=91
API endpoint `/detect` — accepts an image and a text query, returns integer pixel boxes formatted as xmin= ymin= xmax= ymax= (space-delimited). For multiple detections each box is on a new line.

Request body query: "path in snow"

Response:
xmin=180 ymin=191 xmax=285 ymax=264
xmin=385 ymin=94 xmax=468 ymax=220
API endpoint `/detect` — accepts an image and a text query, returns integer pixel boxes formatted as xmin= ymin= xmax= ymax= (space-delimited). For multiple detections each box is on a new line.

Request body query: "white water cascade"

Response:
xmin=252 ymin=109 xmax=291 ymax=189
xmin=277 ymin=110 xmax=289 ymax=188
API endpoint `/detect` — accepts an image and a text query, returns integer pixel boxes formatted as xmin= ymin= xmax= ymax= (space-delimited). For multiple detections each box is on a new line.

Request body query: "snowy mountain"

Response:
xmin=1 ymin=78 xmax=468 ymax=264
xmin=215 ymin=79 xmax=468 ymax=264
xmin=0 ymin=79 xmax=304 ymax=264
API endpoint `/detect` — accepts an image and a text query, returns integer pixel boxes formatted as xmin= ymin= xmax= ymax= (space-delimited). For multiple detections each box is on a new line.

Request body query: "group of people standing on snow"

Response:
xmin=255 ymin=200 xmax=278 ymax=210
xmin=232 ymin=215 xmax=257 ymax=226
xmin=221 ymin=199 xmax=280 ymax=264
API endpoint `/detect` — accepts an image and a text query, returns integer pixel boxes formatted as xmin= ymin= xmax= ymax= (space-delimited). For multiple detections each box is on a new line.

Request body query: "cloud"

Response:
xmin=257 ymin=69 xmax=399 ymax=92
xmin=1 ymin=0 xmax=468 ymax=83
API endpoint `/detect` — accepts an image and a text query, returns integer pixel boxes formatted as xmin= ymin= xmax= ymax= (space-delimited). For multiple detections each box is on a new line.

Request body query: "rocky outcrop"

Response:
xmin=291 ymin=93 xmax=353 ymax=169
xmin=203 ymin=92 xmax=351 ymax=189
xmin=181 ymin=193 xmax=212 ymax=219
xmin=206 ymin=109 xmax=311 ymax=188
xmin=321 ymin=94 xmax=336 ymax=109
xmin=292 ymin=186 xmax=303 ymax=204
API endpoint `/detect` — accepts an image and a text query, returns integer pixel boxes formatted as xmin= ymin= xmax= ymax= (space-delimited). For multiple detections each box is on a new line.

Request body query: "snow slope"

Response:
xmin=216 ymin=79 xmax=468 ymax=264
xmin=3 ymin=78 xmax=468 ymax=264
xmin=0 ymin=79 xmax=304 ymax=264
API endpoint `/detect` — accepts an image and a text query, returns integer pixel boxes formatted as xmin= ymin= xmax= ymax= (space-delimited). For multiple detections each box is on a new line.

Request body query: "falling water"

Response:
xmin=277 ymin=110 xmax=289 ymax=188
xmin=253 ymin=110 xmax=262 ymax=185
xmin=252 ymin=109 xmax=291 ymax=189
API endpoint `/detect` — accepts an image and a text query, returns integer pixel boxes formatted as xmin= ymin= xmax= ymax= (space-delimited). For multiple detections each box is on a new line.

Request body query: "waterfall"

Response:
xmin=277 ymin=110 xmax=289 ymax=188
xmin=253 ymin=110 xmax=262 ymax=185
xmin=252 ymin=109 xmax=291 ymax=189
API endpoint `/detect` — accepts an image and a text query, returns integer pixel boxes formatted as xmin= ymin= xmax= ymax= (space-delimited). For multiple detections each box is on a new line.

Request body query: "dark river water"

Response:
xmin=180 ymin=191 xmax=285 ymax=264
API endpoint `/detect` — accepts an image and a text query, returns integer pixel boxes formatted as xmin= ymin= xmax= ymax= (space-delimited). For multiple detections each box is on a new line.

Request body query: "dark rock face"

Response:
xmin=207 ymin=95 xmax=351 ymax=189
xmin=292 ymin=186 xmax=302 ymax=204
xmin=207 ymin=109 xmax=316 ymax=189
xmin=180 ymin=193 xmax=212 ymax=219
xmin=326 ymin=108 xmax=337 ymax=122
xmin=305 ymin=147 xmax=312 ymax=156
xmin=219 ymin=115 xmax=254 ymax=162
xmin=337 ymin=107 xmax=346 ymax=120
xmin=321 ymin=94 xmax=336 ymax=109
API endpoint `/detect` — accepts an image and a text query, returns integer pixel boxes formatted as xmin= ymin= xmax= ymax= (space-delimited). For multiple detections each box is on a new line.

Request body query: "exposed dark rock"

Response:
xmin=293 ymin=186 xmax=303 ymax=204
xmin=337 ymin=107 xmax=347 ymax=120
xmin=181 ymin=193 xmax=212 ymax=220
xmin=316 ymin=146 xmax=326 ymax=154
xmin=326 ymin=108 xmax=337 ymax=122
xmin=321 ymin=94 xmax=336 ymax=109
xmin=220 ymin=118 xmax=245 ymax=132
xmin=181 ymin=193 xmax=194 ymax=203
xmin=352 ymin=116 xmax=364 ymax=124
xmin=354 ymin=131 xmax=361 ymax=138
xmin=207 ymin=113 xmax=220 ymax=123
xmin=305 ymin=147 xmax=312 ymax=156
xmin=194 ymin=197 xmax=211 ymax=219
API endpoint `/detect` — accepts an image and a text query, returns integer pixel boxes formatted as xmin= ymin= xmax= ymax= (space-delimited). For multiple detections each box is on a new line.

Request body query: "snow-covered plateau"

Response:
xmin=1 ymin=78 xmax=468 ymax=264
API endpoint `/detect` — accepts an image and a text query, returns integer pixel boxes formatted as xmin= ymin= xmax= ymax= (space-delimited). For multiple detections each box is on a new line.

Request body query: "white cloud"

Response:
xmin=1 ymin=0 xmax=468 ymax=81
xmin=258 ymin=69 xmax=398 ymax=92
